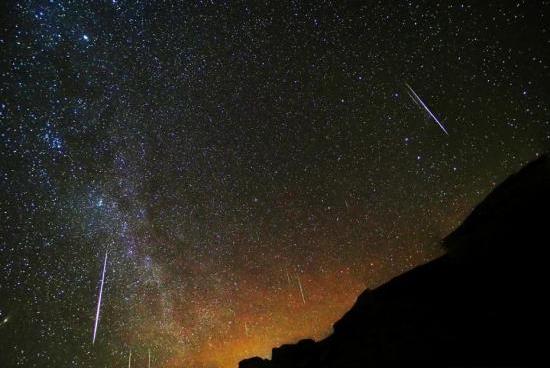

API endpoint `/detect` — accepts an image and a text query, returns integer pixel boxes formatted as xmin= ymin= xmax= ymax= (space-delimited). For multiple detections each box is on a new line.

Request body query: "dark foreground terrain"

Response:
xmin=240 ymin=156 xmax=550 ymax=367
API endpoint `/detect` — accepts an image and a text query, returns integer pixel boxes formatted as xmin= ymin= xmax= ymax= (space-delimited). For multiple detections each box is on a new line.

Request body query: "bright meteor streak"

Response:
xmin=92 ymin=251 xmax=108 ymax=344
xmin=405 ymin=82 xmax=449 ymax=135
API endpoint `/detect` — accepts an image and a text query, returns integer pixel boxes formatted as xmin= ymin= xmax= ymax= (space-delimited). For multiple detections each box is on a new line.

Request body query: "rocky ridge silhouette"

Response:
xmin=240 ymin=156 xmax=550 ymax=367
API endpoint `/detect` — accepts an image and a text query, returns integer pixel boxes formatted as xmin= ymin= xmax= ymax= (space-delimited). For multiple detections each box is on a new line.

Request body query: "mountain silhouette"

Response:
xmin=240 ymin=155 xmax=550 ymax=367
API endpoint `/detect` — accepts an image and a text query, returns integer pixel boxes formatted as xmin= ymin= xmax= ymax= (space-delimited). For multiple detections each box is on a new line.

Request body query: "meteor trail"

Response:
xmin=405 ymin=82 xmax=449 ymax=135
xmin=407 ymin=91 xmax=420 ymax=107
xmin=296 ymin=275 xmax=306 ymax=304
xmin=92 ymin=251 xmax=108 ymax=344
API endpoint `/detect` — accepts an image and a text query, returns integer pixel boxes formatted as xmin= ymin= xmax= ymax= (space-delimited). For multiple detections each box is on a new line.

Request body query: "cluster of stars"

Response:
xmin=1 ymin=1 xmax=549 ymax=368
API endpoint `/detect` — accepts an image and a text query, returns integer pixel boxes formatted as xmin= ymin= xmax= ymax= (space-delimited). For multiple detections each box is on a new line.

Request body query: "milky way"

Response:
xmin=1 ymin=1 xmax=549 ymax=367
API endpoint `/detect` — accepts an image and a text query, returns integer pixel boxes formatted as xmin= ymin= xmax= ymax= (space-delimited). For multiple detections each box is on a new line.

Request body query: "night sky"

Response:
xmin=1 ymin=1 xmax=549 ymax=367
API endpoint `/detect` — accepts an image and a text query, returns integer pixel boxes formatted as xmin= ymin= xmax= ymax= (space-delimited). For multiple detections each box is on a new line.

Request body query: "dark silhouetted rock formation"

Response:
xmin=239 ymin=155 xmax=550 ymax=367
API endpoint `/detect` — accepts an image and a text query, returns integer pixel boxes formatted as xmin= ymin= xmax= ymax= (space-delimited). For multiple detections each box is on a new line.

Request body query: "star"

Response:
xmin=1 ymin=1 xmax=548 ymax=367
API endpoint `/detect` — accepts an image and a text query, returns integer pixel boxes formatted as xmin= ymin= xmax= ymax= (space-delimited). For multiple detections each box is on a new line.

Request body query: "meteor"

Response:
xmin=286 ymin=269 xmax=291 ymax=285
xmin=296 ymin=275 xmax=306 ymax=304
xmin=92 ymin=251 xmax=108 ymax=344
xmin=407 ymin=91 xmax=420 ymax=107
xmin=405 ymin=82 xmax=449 ymax=135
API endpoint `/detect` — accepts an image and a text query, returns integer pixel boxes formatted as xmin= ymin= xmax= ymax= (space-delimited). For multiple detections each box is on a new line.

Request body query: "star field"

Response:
xmin=1 ymin=1 xmax=549 ymax=367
